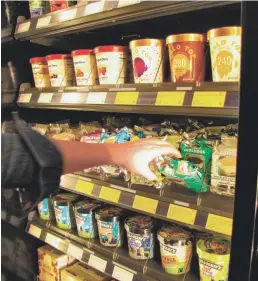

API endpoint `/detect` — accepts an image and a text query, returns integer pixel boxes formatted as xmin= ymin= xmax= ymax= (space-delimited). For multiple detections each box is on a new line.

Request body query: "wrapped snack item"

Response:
xmin=32 ymin=123 xmax=48 ymax=135
xmin=100 ymin=165 xmax=130 ymax=182
xmin=80 ymin=121 xmax=102 ymax=134
xmin=80 ymin=131 xmax=102 ymax=143
xmin=52 ymin=132 xmax=75 ymax=141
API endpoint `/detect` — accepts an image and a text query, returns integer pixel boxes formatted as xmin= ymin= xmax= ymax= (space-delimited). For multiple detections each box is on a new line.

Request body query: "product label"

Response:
xmin=54 ymin=205 xmax=75 ymax=230
xmin=97 ymin=220 xmax=121 ymax=247
xmin=198 ymin=258 xmax=229 ymax=281
xmin=75 ymin=213 xmax=97 ymax=238
xmin=32 ymin=63 xmax=50 ymax=88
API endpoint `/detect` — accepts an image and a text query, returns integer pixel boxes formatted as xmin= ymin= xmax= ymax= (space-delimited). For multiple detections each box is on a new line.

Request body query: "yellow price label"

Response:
xmin=17 ymin=22 xmax=31 ymax=33
xmin=192 ymin=91 xmax=226 ymax=107
xmin=29 ymin=225 xmax=41 ymax=238
xmin=155 ymin=91 xmax=185 ymax=106
xmin=167 ymin=204 xmax=197 ymax=225
xmin=36 ymin=16 xmax=51 ymax=29
xmin=133 ymin=195 xmax=158 ymax=214
xmin=18 ymin=93 xmax=32 ymax=103
xmin=75 ymin=180 xmax=94 ymax=195
xmin=99 ymin=186 xmax=121 ymax=203
xmin=115 ymin=92 xmax=139 ymax=105
xmin=38 ymin=93 xmax=53 ymax=103
xmin=206 ymin=214 xmax=232 ymax=236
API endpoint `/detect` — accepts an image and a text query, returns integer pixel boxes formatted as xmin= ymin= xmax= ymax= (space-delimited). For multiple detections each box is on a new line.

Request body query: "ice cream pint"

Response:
xmin=129 ymin=39 xmax=165 ymax=83
xmin=38 ymin=197 xmax=54 ymax=220
xmin=71 ymin=49 xmax=99 ymax=86
xmin=125 ymin=215 xmax=155 ymax=260
xmin=53 ymin=194 xmax=79 ymax=230
xmin=74 ymin=200 xmax=102 ymax=238
xmin=94 ymin=46 xmax=127 ymax=85
xmin=46 ymin=54 xmax=74 ymax=87
xmin=157 ymin=226 xmax=192 ymax=275
xmin=166 ymin=33 xmax=206 ymax=82
xmin=30 ymin=57 xmax=50 ymax=88
xmin=95 ymin=207 xmax=124 ymax=247
xmin=197 ymin=237 xmax=231 ymax=281
xmin=208 ymin=26 xmax=241 ymax=82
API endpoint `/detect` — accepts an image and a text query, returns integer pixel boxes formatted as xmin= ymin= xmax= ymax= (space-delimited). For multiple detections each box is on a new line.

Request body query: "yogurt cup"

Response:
xmin=197 ymin=237 xmax=231 ymax=281
xmin=129 ymin=39 xmax=165 ymax=83
xmin=30 ymin=57 xmax=51 ymax=88
xmin=71 ymin=49 xmax=98 ymax=86
xmin=53 ymin=193 xmax=79 ymax=230
xmin=74 ymin=200 xmax=102 ymax=239
xmin=166 ymin=33 xmax=206 ymax=82
xmin=208 ymin=26 xmax=241 ymax=82
xmin=125 ymin=215 xmax=155 ymax=260
xmin=95 ymin=207 xmax=124 ymax=247
xmin=157 ymin=226 xmax=192 ymax=275
xmin=38 ymin=197 xmax=54 ymax=221
xmin=94 ymin=46 xmax=127 ymax=85
xmin=46 ymin=54 xmax=74 ymax=87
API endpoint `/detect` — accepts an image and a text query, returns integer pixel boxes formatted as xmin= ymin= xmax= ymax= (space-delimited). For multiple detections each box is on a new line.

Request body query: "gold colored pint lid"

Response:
xmin=166 ymin=33 xmax=206 ymax=44
xmin=129 ymin=38 xmax=165 ymax=48
xmin=207 ymin=26 xmax=242 ymax=40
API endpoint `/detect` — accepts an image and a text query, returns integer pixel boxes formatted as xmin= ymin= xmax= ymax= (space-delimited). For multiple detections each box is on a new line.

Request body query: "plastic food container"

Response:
xmin=74 ymin=200 xmax=102 ymax=239
xmin=49 ymin=0 xmax=76 ymax=12
xmin=129 ymin=39 xmax=165 ymax=83
xmin=30 ymin=57 xmax=51 ymax=88
xmin=166 ymin=33 xmax=206 ymax=82
xmin=95 ymin=207 xmax=124 ymax=247
xmin=38 ymin=197 xmax=54 ymax=220
xmin=157 ymin=226 xmax=192 ymax=275
xmin=197 ymin=237 xmax=231 ymax=281
xmin=29 ymin=1 xmax=50 ymax=17
xmin=125 ymin=215 xmax=155 ymax=260
xmin=94 ymin=45 xmax=128 ymax=85
xmin=71 ymin=49 xmax=98 ymax=86
xmin=208 ymin=26 xmax=241 ymax=82
xmin=53 ymin=193 xmax=79 ymax=230
xmin=46 ymin=54 xmax=74 ymax=87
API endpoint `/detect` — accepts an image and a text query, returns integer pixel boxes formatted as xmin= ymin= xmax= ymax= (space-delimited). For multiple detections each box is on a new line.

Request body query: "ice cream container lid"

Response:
xmin=158 ymin=225 xmax=192 ymax=245
xmin=74 ymin=200 xmax=102 ymax=214
xmin=29 ymin=57 xmax=48 ymax=64
xmin=197 ymin=236 xmax=231 ymax=256
xmin=71 ymin=49 xmax=94 ymax=56
xmin=207 ymin=26 xmax=241 ymax=40
xmin=94 ymin=45 xmax=128 ymax=53
xmin=46 ymin=54 xmax=72 ymax=60
xmin=125 ymin=215 xmax=155 ymax=234
xmin=53 ymin=193 xmax=79 ymax=206
xmin=166 ymin=33 xmax=206 ymax=44
xmin=95 ymin=206 xmax=124 ymax=221
xmin=129 ymin=38 xmax=165 ymax=48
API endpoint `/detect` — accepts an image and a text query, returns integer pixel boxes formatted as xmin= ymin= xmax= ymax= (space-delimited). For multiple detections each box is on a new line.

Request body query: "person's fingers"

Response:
xmin=134 ymin=138 xmax=171 ymax=147
xmin=148 ymin=146 xmax=182 ymax=159
xmin=137 ymin=165 xmax=157 ymax=182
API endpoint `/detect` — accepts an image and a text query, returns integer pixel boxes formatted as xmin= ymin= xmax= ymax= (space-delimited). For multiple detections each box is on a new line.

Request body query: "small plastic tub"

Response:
xmin=197 ymin=236 xmax=231 ymax=281
xmin=125 ymin=215 xmax=155 ymax=260
xmin=53 ymin=193 xmax=79 ymax=230
xmin=30 ymin=57 xmax=51 ymax=88
xmin=166 ymin=33 xmax=206 ymax=82
xmin=74 ymin=200 xmax=102 ymax=239
xmin=94 ymin=46 xmax=128 ymax=85
xmin=37 ymin=197 xmax=54 ymax=221
xmin=157 ymin=225 xmax=192 ymax=275
xmin=46 ymin=54 xmax=74 ymax=87
xmin=207 ymin=26 xmax=241 ymax=82
xmin=71 ymin=49 xmax=99 ymax=86
xmin=129 ymin=38 xmax=165 ymax=83
xmin=95 ymin=207 xmax=124 ymax=247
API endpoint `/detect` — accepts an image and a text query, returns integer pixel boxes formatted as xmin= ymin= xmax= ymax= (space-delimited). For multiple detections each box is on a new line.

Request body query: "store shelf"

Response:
xmin=60 ymin=174 xmax=233 ymax=236
xmin=17 ymin=82 xmax=239 ymax=117
xmin=14 ymin=0 xmax=237 ymax=41
xmin=27 ymin=214 xmax=198 ymax=281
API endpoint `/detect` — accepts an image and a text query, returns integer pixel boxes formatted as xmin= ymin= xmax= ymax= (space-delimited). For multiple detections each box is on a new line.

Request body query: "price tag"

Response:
xmin=61 ymin=93 xmax=81 ymax=104
xmin=206 ymin=214 xmax=232 ymax=236
xmin=59 ymin=8 xmax=77 ymax=21
xmin=167 ymin=204 xmax=197 ymax=225
xmin=38 ymin=93 xmax=53 ymax=103
xmin=88 ymin=254 xmax=107 ymax=272
xmin=132 ymin=195 xmax=158 ymax=214
xmin=99 ymin=186 xmax=121 ymax=203
xmin=75 ymin=180 xmax=94 ymax=195
xmin=18 ymin=93 xmax=32 ymax=103
xmin=118 ymin=0 xmax=140 ymax=8
xmin=29 ymin=225 xmax=41 ymax=238
xmin=85 ymin=1 xmax=105 ymax=15
xmin=45 ymin=233 xmax=61 ymax=249
xmin=67 ymin=243 xmax=83 ymax=260
xmin=17 ymin=22 xmax=31 ymax=33
xmin=155 ymin=91 xmax=185 ymax=106
xmin=36 ymin=16 xmax=51 ymax=29
xmin=87 ymin=92 xmax=107 ymax=104
xmin=115 ymin=92 xmax=139 ymax=105
xmin=192 ymin=91 xmax=226 ymax=107
xmin=112 ymin=265 xmax=134 ymax=281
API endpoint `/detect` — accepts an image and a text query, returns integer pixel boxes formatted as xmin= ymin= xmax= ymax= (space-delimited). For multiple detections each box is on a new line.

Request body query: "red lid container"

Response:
xmin=94 ymin=45 xmax=127 ymax=53
xmin=71 ymin=49 xmax=94 ymax=56
xmin=46 ymin=54 xmax=72 ymax=60
xmin=29 ymin=57 xmax=48 ymax=64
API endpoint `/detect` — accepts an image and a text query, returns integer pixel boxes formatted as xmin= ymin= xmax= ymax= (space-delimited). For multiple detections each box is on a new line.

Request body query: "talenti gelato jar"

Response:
xmin=129 ymin=39 xmax=165 ymax=83
xmin=30 ymin=57 xmax=50 ymax=88
xmin=46 ymin=54 xmax=74 ymax=87
xmin=38 ymin=197 xmax=54 ymax=221
xmin=197 ymin=236 xmax=231 ymax=281
xmin=157 ymin=225 xmax=192 ymax=275
xmin=71 ymin=49 xmax=98 ymax=86
xmin=125 ymin=215 xmax=155 ymax=260
xmin=208 ymin=26 xmax=241 ymax=82
xmin=95 ymin=206 xmax=124 ymax=247
xmin=166 ymin=33 xmax=206 ymax=82
xmin=94 ymin=46 xmax=127 ymax=85
xmin=74 ymin=200 xmax=102 ymax=239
